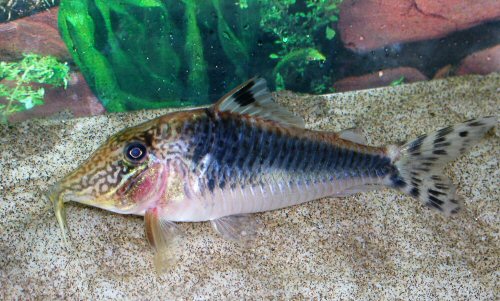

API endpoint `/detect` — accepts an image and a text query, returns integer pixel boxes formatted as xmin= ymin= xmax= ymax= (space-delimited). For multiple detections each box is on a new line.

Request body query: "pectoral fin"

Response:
xmin=210 ymin=214 xmax=263 ymax=246
xmin=145 ymin=208 xmax=182 ymax=273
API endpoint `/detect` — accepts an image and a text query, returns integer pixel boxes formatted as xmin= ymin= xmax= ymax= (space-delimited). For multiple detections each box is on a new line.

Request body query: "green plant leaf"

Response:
xmin=390 ymin=76 xmax=405 ymax=86
xmin=0 ymin=54 xmax=68 ymax=123
xmin=329 ymin=15 xmax=338 ymax=22
xmin=326 ymin=26 xmax=336 ymax=40
xmin=275 ymin=72 xmax=285 ymax=91
xmin=269 ymin=53 xmax=280 ymax=59
xmin=122 ymin=0 xmax=163 ymax=7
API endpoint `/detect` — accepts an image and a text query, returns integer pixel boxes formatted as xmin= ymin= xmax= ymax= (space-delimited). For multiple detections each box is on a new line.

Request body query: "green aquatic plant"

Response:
xmin=59 ymin=0 xmax=187 ymax=111
xmin=261 ymin=0 xmax=341 ymax=52
xmin=390 ymin=76 xmax=405 ymax=86
xmin=0 ymin=54 xmax=69 ymax=123
xmin=212 ymin=0 xmax=249 ymax=80
xmin=260 ymin=0 xmax=342 ymax=92
xmin=58 ymin=0 xmax=261 ymax=110
xmin=184 ymin=0 xmax=209 ymax=98
xmin=58 ymin=0 xmax=342 ymax=111
xmin=271 ymin=47 xmax=326 ymax=90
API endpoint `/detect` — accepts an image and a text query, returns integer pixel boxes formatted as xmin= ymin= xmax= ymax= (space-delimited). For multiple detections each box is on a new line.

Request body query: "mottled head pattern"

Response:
xmin=50 ymin=109 xmax=210 ymax=215
xmin=53 ymin=118 xmax=168 ymax=213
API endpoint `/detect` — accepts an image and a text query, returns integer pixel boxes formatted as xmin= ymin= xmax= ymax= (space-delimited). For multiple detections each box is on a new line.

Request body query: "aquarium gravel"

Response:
xmin=0 ymin=74 xmax=498 ymax=300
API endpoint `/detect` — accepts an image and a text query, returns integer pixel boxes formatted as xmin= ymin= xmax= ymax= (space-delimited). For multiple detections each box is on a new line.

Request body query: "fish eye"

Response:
xmin=124 ymin=142 xmax=147 ymax=163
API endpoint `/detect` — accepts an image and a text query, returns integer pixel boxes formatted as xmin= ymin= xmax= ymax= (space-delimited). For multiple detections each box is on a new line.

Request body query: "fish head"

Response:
xmin=49 ymin=118 xmax=168 ymax=216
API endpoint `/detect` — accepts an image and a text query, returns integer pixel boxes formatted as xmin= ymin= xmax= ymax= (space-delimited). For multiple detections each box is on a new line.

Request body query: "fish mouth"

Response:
xmin=46 ymin=183 xmax=70 ymax=245
xmin=46 ymin=184 xmax=98 ymax=245
xmin=46 ymin=161 xmax=166 ymax=244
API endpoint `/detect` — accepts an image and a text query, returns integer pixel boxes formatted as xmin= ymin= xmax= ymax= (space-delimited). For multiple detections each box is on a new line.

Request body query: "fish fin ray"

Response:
xmin=211 ymin=214 xmax=263 ymax=246
xmin=338 ymin=127 xmax=368 ymax=145
xmin=47 ymin=184 xmax=71 ymax=247
xmin=145 ymin=208 xmax=183 ymax=273
xmin=389 ymin=116 xmax=496 ymax=215
xmin=214 ymin=77 xmax=305 ymax=128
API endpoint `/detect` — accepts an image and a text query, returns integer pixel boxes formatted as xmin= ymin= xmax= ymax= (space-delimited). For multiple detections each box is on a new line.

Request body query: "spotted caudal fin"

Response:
xmin=389 ymin=117 xmax=496 ymax=215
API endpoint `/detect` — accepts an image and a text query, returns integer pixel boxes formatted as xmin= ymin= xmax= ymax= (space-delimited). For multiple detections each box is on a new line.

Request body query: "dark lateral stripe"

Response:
xmin=249 ymin=129 xmax=262 ymax=171
xmin=342 ymin=149 xmax=353 ymax=169
xmin=355 ymin=152 xmax=367 ymax=168
xmin=190 ymin=115 xmax=396 ymax=194
xmin=282 ymin=138 xmax=295 ymax=171
xmin=265 ymin=129 xmax=279 ymax=168
xmin=325 ymin=145 xmax=338 ymax=170
xmin=213 ymin=117 xmax=226 ymax=163
xmin=232 ymin=121 xmax=249 ymax=169
xmin=296 ymin=139 xmax=309 ymax=171
xmin=295 ymin=139 xmax=305 ymax=171
xmin=314 ymin=142 xmax=328 ymax=172
xmin=261 ymin=130 xmax=275 ymax=167
xmin=303 ymin=140 xmax=318 ymax=172
xmin=220 ymin=118 xmax=240 ymax=167
xmin=243 ymin=125 xmax=261 ymax=172
xmin=191 ymin=116 xmax=212 ymax=165
xmin=275 ymin=131 xmax=289 ymax=170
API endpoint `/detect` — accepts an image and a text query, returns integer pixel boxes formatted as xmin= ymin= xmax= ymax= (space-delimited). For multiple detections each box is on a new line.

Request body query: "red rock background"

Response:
xmin=6 ymin=72 xmax=105 ymax=123
xmin=456 ymin=45 xmax=500 ymax=76
xmin=0 ymin=7 xmax=105 ymax=122
xmin=0 ymin=7 xmax=70 ymax=62
xmin=0 ymin=3 xmax=499 ymax=121
xmin=333 ymin=67 xmax=427 ymax=92
xmin=338 ymin=0 xmax=500 ymax=53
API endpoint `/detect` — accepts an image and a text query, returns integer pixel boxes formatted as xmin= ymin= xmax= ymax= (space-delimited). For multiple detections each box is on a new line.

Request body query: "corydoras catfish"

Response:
xmin=47 ymin=78 xmax=496 ymax=271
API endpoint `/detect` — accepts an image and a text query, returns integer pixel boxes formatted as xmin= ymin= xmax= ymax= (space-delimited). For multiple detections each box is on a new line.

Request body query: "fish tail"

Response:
xmin=387 ymin=117 xmax=496 ymax=215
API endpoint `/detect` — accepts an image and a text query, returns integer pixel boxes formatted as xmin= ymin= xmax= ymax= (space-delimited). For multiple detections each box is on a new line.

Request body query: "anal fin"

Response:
xmin=334 ymin=183 xmax=384 ymax=197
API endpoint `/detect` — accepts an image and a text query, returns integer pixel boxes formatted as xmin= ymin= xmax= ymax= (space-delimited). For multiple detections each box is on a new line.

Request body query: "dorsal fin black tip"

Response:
xmin=215 ymin=77 xmax=263 ymax=108
xmin=233 ymin=81 xmax=257 ymax=107
xmin=214 ymin=77 xmax=305 ymax=128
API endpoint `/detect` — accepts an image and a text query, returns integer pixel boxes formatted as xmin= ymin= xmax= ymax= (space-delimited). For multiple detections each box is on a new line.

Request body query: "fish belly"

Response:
xmin=197 ymin=171 xmax=383 ymax=220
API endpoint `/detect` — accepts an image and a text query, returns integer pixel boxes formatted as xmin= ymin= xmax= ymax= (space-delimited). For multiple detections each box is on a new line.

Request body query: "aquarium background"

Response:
xmin=0 ymin=0 xmax=499 ymax=122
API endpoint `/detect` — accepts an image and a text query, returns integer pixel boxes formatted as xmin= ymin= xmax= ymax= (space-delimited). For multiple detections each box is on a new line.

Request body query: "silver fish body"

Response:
xmin=161 ymin=110 xmax=391 ymax=222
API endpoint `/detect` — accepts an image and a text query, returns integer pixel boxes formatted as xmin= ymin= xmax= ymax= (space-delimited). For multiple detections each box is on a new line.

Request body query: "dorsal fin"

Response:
xmin=214 ymin=77 xmax=305 ymax=128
